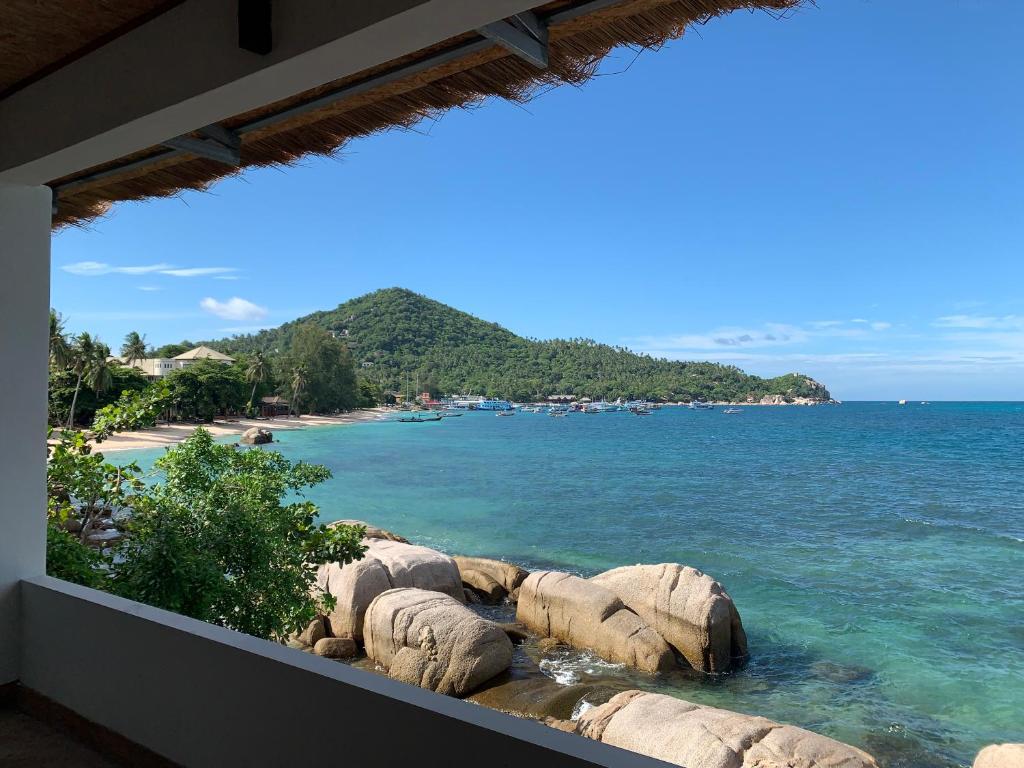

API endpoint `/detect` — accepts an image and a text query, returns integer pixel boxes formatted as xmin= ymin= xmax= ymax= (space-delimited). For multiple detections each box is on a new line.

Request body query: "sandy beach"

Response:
xmin=97 ymin=408 xmax=389 ymax=452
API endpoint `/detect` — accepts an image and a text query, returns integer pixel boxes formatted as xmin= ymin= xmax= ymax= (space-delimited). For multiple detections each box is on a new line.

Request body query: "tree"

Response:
xmin=66 ymin=333 xmax=113 ymax=429
xmin=165 ymin=360 xmax=247 ymax=421
xmin=290 ymin=366 xmax=307 ymax=416
xmin=278 ymin=324 xmax=359 ymax=414
xmin=121 ymin=331 xmax=148 ymax=367
xmin=110 ymin=428 xmax=366 ymax=638
xmin=49 ymin=309 xmax=72 ymax=369
xmin=245 ymin=351 xmax=269 ymax=414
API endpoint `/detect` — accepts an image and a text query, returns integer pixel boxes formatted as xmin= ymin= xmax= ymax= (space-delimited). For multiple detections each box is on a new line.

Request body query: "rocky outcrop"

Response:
xmin=459 ymin=568 xmax=504 ymax=604
xmin=363 ymin=588 xmax=512 ymax=696
xmin=327 ymin=519 xmax=409 ymax=544
xmin=577 ymin=691 xmax=879 ymax=768
xmin=315 ymin=539 xmax=463 ymax=642
xmin=297 ymin=616 xmax=327 ymax=647
xmin=313 ymin=637 xmax=357 ymax=659
xmin=516 ymin=571 xmax=673 ymax=673
xmin=240 ymin=427 xmax=273 ymax=445
xmin=591 ymin=564 xmax=746 ymax=673
xmin=454 ymin=556 xmax=529 ymax=602
xmin=975 ymin=745 xmax=1024 ymax=768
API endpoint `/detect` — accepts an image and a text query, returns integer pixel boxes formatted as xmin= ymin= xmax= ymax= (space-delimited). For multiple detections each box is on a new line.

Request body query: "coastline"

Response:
xmin=97 ymin=408 xmax=389 ymax=452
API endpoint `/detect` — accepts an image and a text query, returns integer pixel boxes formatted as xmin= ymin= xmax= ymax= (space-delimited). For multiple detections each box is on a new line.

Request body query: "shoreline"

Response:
xmin=96 ymin=408 xmax=389 ymax=453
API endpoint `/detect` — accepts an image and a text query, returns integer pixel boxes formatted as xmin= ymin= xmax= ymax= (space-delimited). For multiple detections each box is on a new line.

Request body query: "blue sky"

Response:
xmin=52 ymin=1 xmax=1024 ymax=401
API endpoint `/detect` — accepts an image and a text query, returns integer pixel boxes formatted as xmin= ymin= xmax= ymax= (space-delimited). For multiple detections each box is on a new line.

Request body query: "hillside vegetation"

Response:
xmin=206 ymin=288 xmax=830 ymax=403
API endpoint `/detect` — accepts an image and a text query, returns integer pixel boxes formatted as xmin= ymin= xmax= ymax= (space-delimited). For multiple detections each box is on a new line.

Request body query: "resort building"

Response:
xmin=0 ymin=1 xmax=799 ymax=766
xmin=111 ymin=345 xmax=235 ymax=380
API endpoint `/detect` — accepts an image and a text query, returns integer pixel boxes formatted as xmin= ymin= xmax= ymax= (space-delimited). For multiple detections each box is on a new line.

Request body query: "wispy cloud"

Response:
xmin=137 ymin=285 xmax=162 ymax=292
xmin=200 ymin=297 xmax=268 ymax=322
xmin=61 ymin=261 xmax=239 ymax=279
xmin=933 ymin=314 xmax=1024 ymax=330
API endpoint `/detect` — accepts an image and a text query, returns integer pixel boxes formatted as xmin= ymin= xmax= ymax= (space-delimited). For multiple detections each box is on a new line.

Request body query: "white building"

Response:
xmin=112 ymin=345 xmax=235 ymax=379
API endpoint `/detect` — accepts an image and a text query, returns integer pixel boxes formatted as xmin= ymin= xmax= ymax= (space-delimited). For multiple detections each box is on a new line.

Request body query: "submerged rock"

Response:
xmin=240 ymin=427 xmax=273 ymax=445
xmin=975 ymin=745 xmax=1024 ymax=768
xmin=315 ymin=539 xmax=463 ymax=642
xmin=811 ymin=660 xmax=875 ymax=685
xmin=516 ymin=571 xmax=674 ymax=673
xmin=577 ymin=690 xmax=879 ymax=768
xmin=591 ymin=563 xmax=747 ymax=673
xmin=468 ymin=674 xmax=596 ymax=721
xmin=363 ymin=588 xmax=512 ymax=696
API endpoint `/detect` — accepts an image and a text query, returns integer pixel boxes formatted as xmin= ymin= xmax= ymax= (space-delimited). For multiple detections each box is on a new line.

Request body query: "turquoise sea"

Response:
xmin=116 ymin=402 xmax=1024 ymax=767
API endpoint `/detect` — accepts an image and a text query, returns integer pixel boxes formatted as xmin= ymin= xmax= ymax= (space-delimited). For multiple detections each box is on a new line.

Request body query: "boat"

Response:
xmin=631 ymin=408 xmax=653 ymax=415
xmin=898 ymin=399 xmax=907 ymax=405
xmin=723 ymin=408 xmax=743 ymax=414
xmin=396 ymin=414 xmax=442 ymax=423
xmin=438 ymin=411 xmax=463 ymax=417
xmin=549 ymin=410 xmax=568 ymax=418
xmin=688 ymin=401 xmax=714 ymax=410
xmin=495 ymin=409 xmax=515 ymax=417
xmin=477 ymin=398 xmax=514 ymax=411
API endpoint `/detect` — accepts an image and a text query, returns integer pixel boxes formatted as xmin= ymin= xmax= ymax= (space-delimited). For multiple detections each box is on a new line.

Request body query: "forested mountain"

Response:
xmin=204 ymin=288 xmax=831 ymax=403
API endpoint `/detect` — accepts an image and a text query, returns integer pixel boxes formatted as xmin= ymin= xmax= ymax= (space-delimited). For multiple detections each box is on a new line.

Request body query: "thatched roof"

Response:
xmin=173 ymin=345 xmax=234 ymax=362
xmin=18 ymin=0 xmax=799 ymax=228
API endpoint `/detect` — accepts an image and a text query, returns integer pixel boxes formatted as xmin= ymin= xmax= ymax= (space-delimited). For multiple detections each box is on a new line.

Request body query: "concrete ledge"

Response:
xmin=19 ymin=576 xmax=673 ymax=767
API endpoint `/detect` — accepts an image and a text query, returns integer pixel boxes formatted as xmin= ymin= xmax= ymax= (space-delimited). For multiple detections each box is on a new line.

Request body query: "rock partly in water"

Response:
xmin=497 ymin=622 xmax=530 ymax=644
xmin=459 ymin=568 xmax=505 ymax=604
xmin=454 ymin=556 xmax=529 ymax=602
xmin=240 ymin=427 xmax=273 ymax=445
xmin=975 ymin=745 xmax=1024 ymax=768
xmin=315 ymin=539 xmax=464 ymax=643
xmin=468 ymin=674 xmax=597 ymax=720
xmin=577 ymin=690 xmax=879 ymax=768
xmin=516 ymin=571 xmax=674 ymax=673
xmin=327 ymin=519 xmax=409 ymax=544
xmin=591 ymin=563 xmax=747 ymax=673
xmin=313 ymin=636 xmax=357 ymax=659
xmin=363 ymin=588 xmax=512 ymax=696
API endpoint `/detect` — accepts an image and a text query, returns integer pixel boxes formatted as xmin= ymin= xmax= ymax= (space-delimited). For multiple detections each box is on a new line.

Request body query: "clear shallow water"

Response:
xmin=117 ymin=402 xmax=1024 ymax=767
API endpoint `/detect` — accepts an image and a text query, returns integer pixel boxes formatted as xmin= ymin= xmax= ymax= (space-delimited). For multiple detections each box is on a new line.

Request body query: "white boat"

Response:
xmin=496 ymin=409 xmax=515 ymax=417
xmin=723 ymin=408 xmax=742 ymax=414
xmin=688 ymin=401 xmax=713 ymax=410
xmin=477 ymin=398 xmax=514 ymax=411
xmin=898 ymin=399 xmax=907 ymax=405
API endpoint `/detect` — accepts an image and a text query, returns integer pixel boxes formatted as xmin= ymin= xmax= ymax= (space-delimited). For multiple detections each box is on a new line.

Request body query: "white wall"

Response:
xmin=0 ymin=184 xmax=51 ymax=684
xmin=20 ymin=577 xmax=672 ymax=768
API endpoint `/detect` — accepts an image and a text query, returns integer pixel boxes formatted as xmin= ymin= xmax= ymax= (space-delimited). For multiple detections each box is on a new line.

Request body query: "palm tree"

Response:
xmin=49 ymin=309 xmax=72 ymax=369
xmin=290 ymin=366 xmax=307 ymax=418
xmin=245 ymin=351 xmax=269 ymax=415
xmin=121 ymin=331 xmax=148 ymax=368
xmin=66 ymin=335 xmax=113 ymax=429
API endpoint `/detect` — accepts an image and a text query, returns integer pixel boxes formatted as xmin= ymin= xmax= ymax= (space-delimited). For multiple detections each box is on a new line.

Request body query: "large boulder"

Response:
xmin=315 ymin=539 xmax=463 ymax=643
xmin=468 ymin=675 xmax=597 ymax=720
xmin=577 ymin=691 xmax=879 ymax=768
xmin=454 ymin=556 xmax=529 ymax=601
xmin=975 ymin=745 xmax=1024 ymax=768
xmin=240 ymin=427 xmax=273 ymax=445
xmin=327 ymin=519 xmax=409 ymax=544
xmin=515 ymin=571 xmax=673 ymax=673
xmin=592 ymin=563 xmax=747 ymax=673
xmin=363 ymin=588 xmax=512 ymax=696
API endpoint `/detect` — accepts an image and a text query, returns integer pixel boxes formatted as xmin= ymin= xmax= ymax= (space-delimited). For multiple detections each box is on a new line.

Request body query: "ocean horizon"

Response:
xmin=115 ymin=401 xmax=1024 ymax=767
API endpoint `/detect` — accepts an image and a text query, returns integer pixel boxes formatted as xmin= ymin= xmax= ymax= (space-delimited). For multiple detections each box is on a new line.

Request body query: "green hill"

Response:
xmin=205 ymin=288 xmax=830 ymax=403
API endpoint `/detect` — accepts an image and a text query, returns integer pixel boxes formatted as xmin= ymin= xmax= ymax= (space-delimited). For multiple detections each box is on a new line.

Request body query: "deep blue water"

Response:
xmin=116 ymin=402 xmax=1024 ymax=767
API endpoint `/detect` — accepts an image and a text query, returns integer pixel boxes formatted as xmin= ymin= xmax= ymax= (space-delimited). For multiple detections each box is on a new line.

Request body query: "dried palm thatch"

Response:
xmin=47 ymin=0 xmax=800 ymax=228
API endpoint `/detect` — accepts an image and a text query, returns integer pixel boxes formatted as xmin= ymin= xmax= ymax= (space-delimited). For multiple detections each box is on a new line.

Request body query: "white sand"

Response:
xmin=96 ymin=408 xmax=389 ymax=452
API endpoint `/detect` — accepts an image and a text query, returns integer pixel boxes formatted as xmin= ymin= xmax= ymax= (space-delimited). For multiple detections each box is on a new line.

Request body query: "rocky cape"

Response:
xmin=287 ymin=520 xmax=890 ymax=768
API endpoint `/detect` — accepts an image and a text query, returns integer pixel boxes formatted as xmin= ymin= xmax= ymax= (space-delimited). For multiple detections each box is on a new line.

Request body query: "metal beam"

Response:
xmin=162 ymin=133 xmax=240 ymax=165
xmin=478 ymin=12 xmax=548 ymax=68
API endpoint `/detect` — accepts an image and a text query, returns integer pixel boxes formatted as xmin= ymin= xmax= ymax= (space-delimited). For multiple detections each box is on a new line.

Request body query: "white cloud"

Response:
xmin=200 ymin=297 xmax=268 ymax=322
xmin=60 ymin=262 xmax=238 ymax=278
xmin=137 ymin=285 xmax=162 ymax=292
xmin=160 ymin=267 xmax=238 ymax=277
xmin=933 ymin=314 xmax=1024 ymax=330
xmin=62 ymin=261 xmax=172 ymax=276
xmin=870 ymin=321 xmax=892 ymax=331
